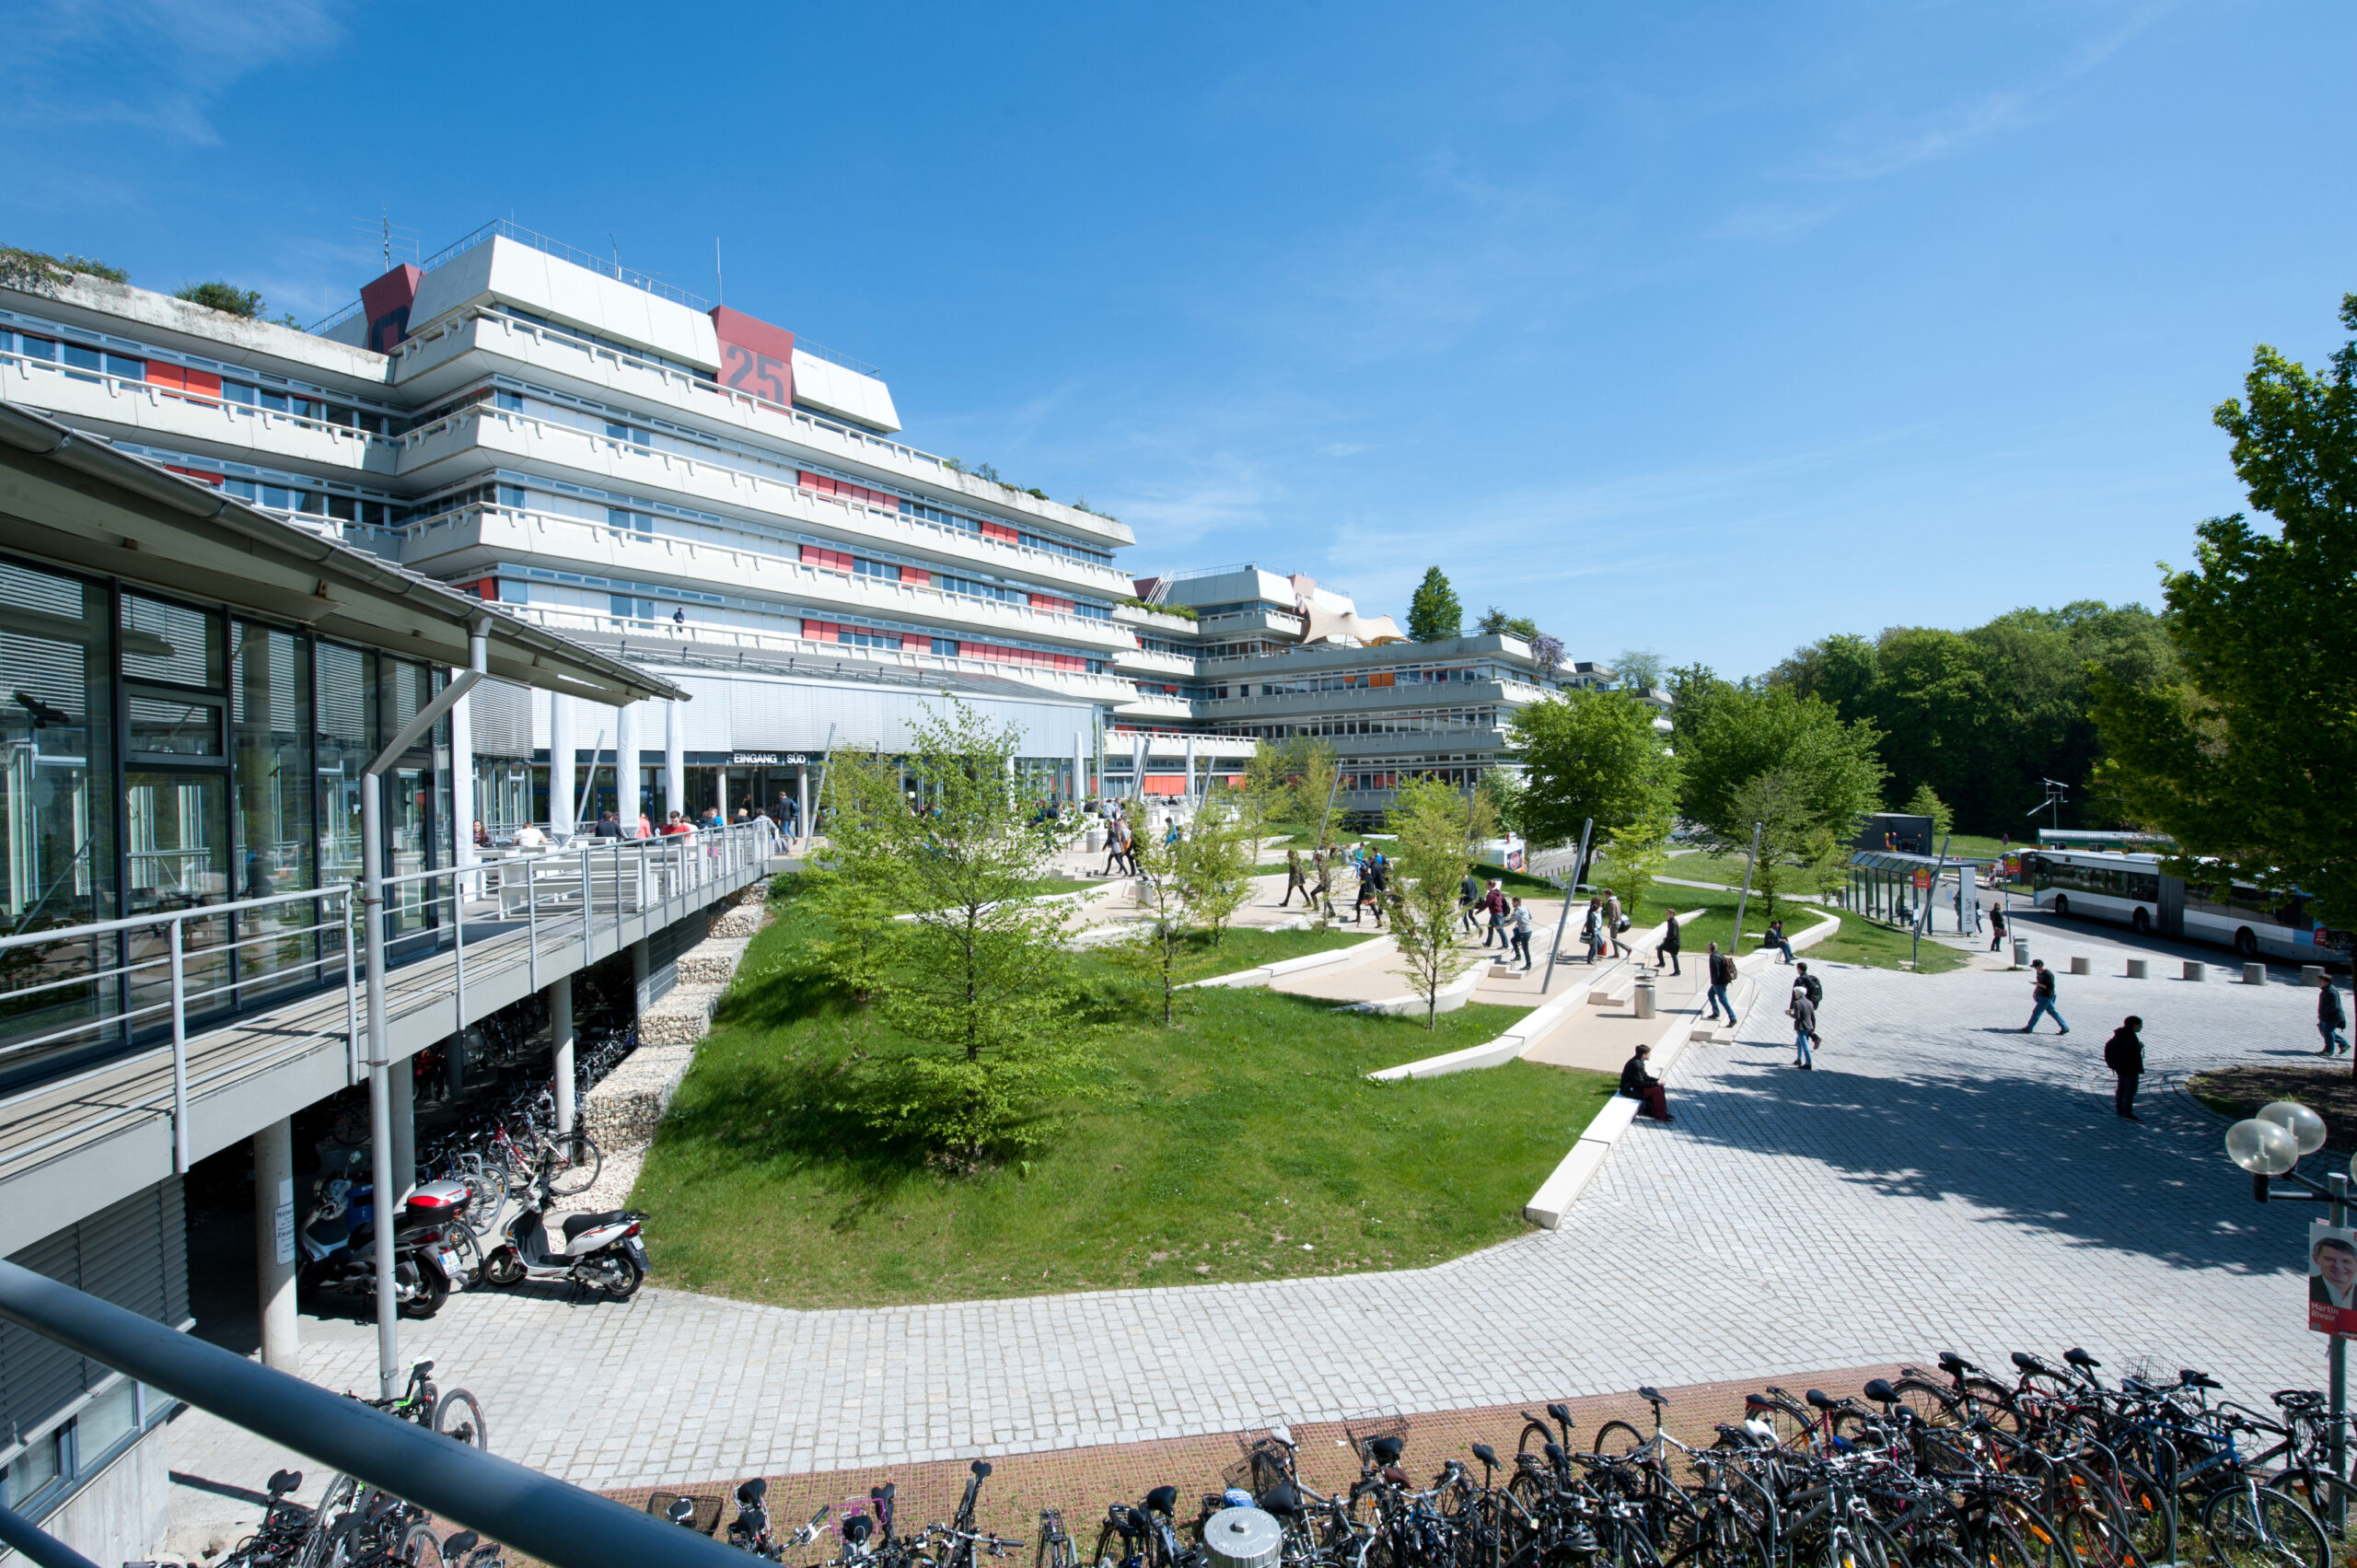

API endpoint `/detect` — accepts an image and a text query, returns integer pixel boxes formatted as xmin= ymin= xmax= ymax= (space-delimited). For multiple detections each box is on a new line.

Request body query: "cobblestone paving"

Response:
xmin=172 ymin=913 xmax=2335 ymax=1514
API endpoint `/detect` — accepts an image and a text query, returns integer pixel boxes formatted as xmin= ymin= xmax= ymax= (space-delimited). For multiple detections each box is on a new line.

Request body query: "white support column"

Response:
xmin=664 ymin=699 xmax=685 ymax=826
xmin=1183 ymin=734 xmax=1198 ymax=805
xmin=615 ymin=700 xmax=641 ymax=834
xmin=715 ymin=767 xmax=729 ymax=823
xmin=450 ymin=679 xmax=475 ymax=875
xmin=795 ymin=764 xmax=809 ymax=842
xmin=550 ymin=978 xmax=575 ymax=1136
xmin=387 ymin=1057 xmax=415 ymax=1205
xmin=549 ymin=691 xmax=575 ymax=837
xmin=252 ymin=1118 xmax=297 ymax=1373
xmin=1074 ymin=729 xmax=1087 ymax=805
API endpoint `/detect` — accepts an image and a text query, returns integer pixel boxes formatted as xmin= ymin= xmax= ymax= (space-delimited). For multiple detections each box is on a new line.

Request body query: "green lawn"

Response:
xmin=633 ymin=898 xmax=1612 ymax=1307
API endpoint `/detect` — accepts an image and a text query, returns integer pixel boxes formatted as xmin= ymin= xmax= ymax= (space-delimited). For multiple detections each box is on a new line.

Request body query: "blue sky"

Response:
xmin=6 ymin=0 xmax=2351 ymax=676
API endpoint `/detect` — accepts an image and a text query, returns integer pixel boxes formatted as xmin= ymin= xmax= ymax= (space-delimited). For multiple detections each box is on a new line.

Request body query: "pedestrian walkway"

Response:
xmin=168 ymin=934 xmax=2331 ymax=1522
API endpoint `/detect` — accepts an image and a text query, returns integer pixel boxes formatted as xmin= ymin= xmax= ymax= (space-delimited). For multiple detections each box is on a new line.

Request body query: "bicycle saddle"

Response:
xmin=2064 ymin=1348 xmax=2100 ymax=1369
xmin=1862 ymin=1379 xmax=1898 ymax=1404
xmin=446 ymin=1535 xmax=479 ymax=1558
xmin=1368 ymin=1435 xmax=1404 ymax=1466
xmin=2273 ymin=1388 xmax=2326 ymax=1408
xmin=1258 ymin=1483 xmax=1302 ymax=1518
xmin=1638 ymin=1386 xmax=1666 ymax=1406
xmin=267 ymin=1470 xmax=302 ymax=1497
xmin=666 ymin=1496 xmax=699 ymax=1527
xmin=1381 ymin=1466 xmax=1409 ymax=1487
xmin=971 ymin=1460 xmax=993 ymax=1478
xmin=843 ymin=1516 xmax=873 ymax=1546
xmin=1744 ymin=1393 xmax=1774 ymax=1410
xmin=2179 ymin=1369 xmax=2221 ymax=1390
xmin=1144 ymin=1486 xmax=1178 ymax=1516
xmin=1937 ymin=1352 xmax=1977 ymax=1376
xmin=1472 ymin=1443 xmax=1499 ymax=1468
xmin=1547 ymin=1401 xmax=1573 ymax=1425
xmin=1107 ymin=1505 xmax=1145 ymax=1534
xmin=738 ymin=1479 xmax=768 ymax=1504
xmin=1805 ymin=1389 xmax=1835 ymax=1411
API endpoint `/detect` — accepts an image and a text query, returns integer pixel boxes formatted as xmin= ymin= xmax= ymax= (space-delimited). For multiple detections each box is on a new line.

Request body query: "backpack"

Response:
xmin=1801 ymin=973 xmax=1822 ymax=1005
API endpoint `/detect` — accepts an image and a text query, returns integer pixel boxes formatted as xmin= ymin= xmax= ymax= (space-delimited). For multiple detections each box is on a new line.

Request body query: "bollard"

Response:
xmin=2306 ymin=965 xmax=2328 ymax=988
xmin=2245 ymin=960 xmax=2268 ymax=985
xmin=2069 ymin=955 xmax=2091 ymax=976
xmin=2185 ymin=959 xmax=2208 ymax=981
xmin=1632 ymin=980 xmax=1657 ymax=1020
xmin=2126 ymin=958 xmax=2147 ymax=980
xmin=2011 ymin=937 xmax=2030 ymax=969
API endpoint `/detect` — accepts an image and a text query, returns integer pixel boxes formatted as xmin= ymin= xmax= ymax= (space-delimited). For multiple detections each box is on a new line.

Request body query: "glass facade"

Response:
xmin=0 ymin=552 xmax=458 ymax=1091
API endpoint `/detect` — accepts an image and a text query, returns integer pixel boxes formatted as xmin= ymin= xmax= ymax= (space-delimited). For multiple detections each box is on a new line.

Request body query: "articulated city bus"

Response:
xmin=2023 ymin=848 xmax=2348 ymax=962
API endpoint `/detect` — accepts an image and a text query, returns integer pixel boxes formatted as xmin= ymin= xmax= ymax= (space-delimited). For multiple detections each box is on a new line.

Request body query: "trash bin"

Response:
xmin=1084 ymin=828 xmax=1103 ymax=853
xmin=2069 ymin=955 xmax=2091 ymax=976
xmin=2011 ymin=938 xmax=2030 ymax=969
xmin=1632 ymin=979 xmax=1657 ymax=1019
xmin=1202 ymin=1509 xmax=1283 ymax=1568
xmin=2125 ymin=958 xmax=2148 ymax=980
xmin=2185 ymin=959 xmax=2207 ymax=981
xmin=2305 ymin=964 xmax=2328 ymax=987
xmin=2244 ymin=961 xmax=2269 ymax=985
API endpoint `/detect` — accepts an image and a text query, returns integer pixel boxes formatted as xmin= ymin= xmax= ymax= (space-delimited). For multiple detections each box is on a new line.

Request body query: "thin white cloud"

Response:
xmin=2 ymin=0 xmax=343 ymax=145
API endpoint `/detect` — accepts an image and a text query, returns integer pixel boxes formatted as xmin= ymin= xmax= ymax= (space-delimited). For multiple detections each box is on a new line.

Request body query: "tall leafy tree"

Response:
xmin=1678 ymin=684 xmax=1886 ymax=849
xmin=2092 ymin=292 xmax=2357 ymax=926
xmin=1407 ymin=566 xmax=1463 ymax=642
xmin=1507 ymin=690 xmax=1680 ymax=849
xmin=1387 ymin=776 xmax=1478 ymax=1030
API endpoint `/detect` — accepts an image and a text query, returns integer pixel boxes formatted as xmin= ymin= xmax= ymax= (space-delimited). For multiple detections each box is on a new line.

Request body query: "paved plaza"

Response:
xmin=169 ymin=905 xmax=2337 ymax=1534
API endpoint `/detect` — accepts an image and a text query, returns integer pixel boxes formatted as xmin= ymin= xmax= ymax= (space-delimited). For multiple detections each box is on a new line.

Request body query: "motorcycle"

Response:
xmin=298 ymin=1178 xmax=474 ymax=1319
xmin=478 ymin=1160 xmax=647 ymax=1298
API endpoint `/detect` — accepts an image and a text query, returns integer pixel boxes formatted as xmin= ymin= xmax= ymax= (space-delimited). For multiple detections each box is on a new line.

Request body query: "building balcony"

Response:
xmin=394 ymin=406 xmax=1132 ymax=599
xmin=1193 ymin=678 xmax=1532 ymax=718
xmin=1114 ymin=692 xmax=1195 ymax=722
xmin=389 ymin=308 xmax=1135 ymax=557
xmin=372 ymin=505 xmax=1137 ymax=656
xmin=1109 ymin=645 xmax=1196 ymax=677
xmin=1111 ymin=602 xmax=1206 ymax=637
xmin=1 ymin=350 xmax=400 ymax=481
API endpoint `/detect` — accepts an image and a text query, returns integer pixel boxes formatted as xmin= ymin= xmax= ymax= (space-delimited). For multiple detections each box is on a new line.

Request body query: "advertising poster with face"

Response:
xmin=2308 ymin=1222 xmax=2357 ymax=1335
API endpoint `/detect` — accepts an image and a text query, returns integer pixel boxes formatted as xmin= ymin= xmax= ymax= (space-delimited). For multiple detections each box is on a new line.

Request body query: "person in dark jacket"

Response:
xmin=1704 ymin=943 xmax=1737 ymax=1023
xmin=2021 ymin=958 xmax=2068 ymax=1034
xmin=593 ymin=808 xmax=623 ymax=840
xmin=1987 ymin=903 xmax=2008 ymax=953
xmin=1655 ymin=912 xmax=1683 ymax=975
xmin=2103 ymin=1016 xmax=2144 ymax=1120
xmin=2320 ymin=980 xmax=2350 ymax=1057
xmin=1620 ymin=1043 xmax=1671 ymax=1122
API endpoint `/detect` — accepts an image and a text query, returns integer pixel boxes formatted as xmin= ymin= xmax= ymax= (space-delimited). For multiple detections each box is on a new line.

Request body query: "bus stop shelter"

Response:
xmin=1848 ymin=849 xmax=1991 ymax=935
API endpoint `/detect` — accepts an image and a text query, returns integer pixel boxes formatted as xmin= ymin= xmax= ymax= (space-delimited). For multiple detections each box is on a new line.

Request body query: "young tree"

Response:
xmin=1803 ymin=827 xmax=1852 ymax=905
xmin=1182 ymin=788 xmax=1258 ymax=945
xmin=1596 ymin=805 xmax=1673 ymax=923
xmin=852 ymin=700 xmax=1095 ymax=1167
xmin=2091 ymin=292 xmax=2357 ymax=927
xmin=1120 ymin=819 xmax=1200 ymax=1028
xmin=1387 ymin=777 xmax=1476 ymax=1030
xmin=1507 ymin=690 xmax=1681 ymax=850
xmin=1283 ymin=737 xmax=1341 ymax=846
xmin=1238 ymin=739 xmax=1289 ymax=848
xmin=1904 ymin=782 xmax=1955 ymax=840
xmin=802 ymin=745 xmax=907 ymax=1000
xmin=1407 ymin=567 xmax=1463 ymax=642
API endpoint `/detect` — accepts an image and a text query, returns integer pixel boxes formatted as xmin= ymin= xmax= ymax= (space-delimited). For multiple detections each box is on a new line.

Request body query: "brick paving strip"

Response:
xmin=603 ymin=1365 xmax=1906 ymax=1545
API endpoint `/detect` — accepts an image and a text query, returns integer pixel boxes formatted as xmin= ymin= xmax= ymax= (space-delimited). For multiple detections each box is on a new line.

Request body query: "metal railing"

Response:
xmin=0 ymin=822 xmax=780 ymax=1170
xmin=0 ymin=1260 xmax=742 ymax=1568
xmin=419 ymin=219 xmax=709 ymax=309
xmin=0 ymin=348 xmax=400 ymax=453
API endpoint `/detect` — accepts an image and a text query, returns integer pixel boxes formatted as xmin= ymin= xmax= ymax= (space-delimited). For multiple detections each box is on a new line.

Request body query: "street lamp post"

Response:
xmin=2226 ymin=1099 xmax=2344 ymax=1525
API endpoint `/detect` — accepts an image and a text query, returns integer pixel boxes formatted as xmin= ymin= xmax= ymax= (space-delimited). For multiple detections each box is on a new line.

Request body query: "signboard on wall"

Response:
xmin=711 ymin=307 xmax=794 ymax=408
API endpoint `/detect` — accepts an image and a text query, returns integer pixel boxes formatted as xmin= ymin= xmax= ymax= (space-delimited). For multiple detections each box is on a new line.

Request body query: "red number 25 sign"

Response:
xmin=721 ymin=343 xmax=789 ymax=404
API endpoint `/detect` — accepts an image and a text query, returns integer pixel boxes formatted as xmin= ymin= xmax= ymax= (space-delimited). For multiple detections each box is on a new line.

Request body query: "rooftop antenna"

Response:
xmin=349 ymin=213 xmax=418 ymax=271
xmin=607 ymin=232 xmax=621 ymax=269
xmin=714 ymin=237 xmax=724 ymax=307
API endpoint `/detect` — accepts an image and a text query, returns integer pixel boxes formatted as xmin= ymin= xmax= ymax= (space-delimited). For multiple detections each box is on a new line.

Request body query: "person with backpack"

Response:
xmin=2104 ymin=1015 xmax=2145 ymax=1120
xmin=1458 ymin=870 xmax=1483 ymax=934
xmin=2021 ymin=958 xmax=2068 ymax=1035
xmin=1655 ymin=912 xmax=1683 ymax=975
xmin=1280 ymin=846 xmax=1308 ymax=907
xmin=1794 ymin=961 xmax=1824 ymax=1050
xmin=2319 ymin=978 xmax=2350 ymax=1057
xmin=1704 ymin=942 xmax=1737 ymax=1025
xmin=1483 ymin=881 xmax=1510 ymax=948
xmin=1604 ymin=890 xmax=1628 ymax=958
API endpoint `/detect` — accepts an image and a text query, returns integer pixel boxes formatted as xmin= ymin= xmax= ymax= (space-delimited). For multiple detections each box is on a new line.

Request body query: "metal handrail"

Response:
xmin=0 ymin=347 xmax=399 ymax=448
xmin=0 ymin=1260 xmax=744 ymax=1568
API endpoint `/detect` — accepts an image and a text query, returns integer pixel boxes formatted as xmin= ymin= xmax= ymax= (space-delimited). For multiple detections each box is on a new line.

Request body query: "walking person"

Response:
xmin=1794 ymin=961 xmax=1824 ymax=1050
xmin=1620 ymin=1043 xmax=1673 ymax=1122
xmin=2321 ymin=977 xmax=2350 ymax=1057
xmin=1509 ymin=898 xmax=1534 ymax=970
xmin=1704 ymin=942 xmax=1737 ymax=1024
xmin=2104 ymin=1015 xmax=2145 ymax=1120
xmin=1458 ymin=870 xmax=1483 ymax=934
xmin=1281 ymin=846 xmax=1308 ymax=907
xmin=1988 ymin=902 xmax=2008 ymax=954
xmin=1764 ymin=915 xmax=1794 ymax=964
xmin=1655 ymin=912 xmax=1683 ymax=976
xmin=1604 ymin=889 xmax=1627 ymax=958
xmin=2020 ymin=958 xmax=2069 ymax=1034
xmin=1787 ymin=987 xmax=1817 ymax=1069
xmin=1314 ymin=851 xmax=1337 ymax=921
xmin=1581 ymin=897 xmax=1605 ymax=963
xmin=1103 ymin=816 xmax=1129 ymax=877
xmin=1484 ymin=881 xmax=1509 ymax=948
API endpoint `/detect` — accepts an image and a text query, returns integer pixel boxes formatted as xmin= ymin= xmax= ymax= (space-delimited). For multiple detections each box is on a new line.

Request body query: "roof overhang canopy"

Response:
xmin=0 ymin=400 xmax=684 ymax=706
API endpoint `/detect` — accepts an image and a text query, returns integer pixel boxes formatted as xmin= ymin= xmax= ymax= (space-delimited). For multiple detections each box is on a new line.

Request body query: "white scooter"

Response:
xmin=479 ymin=1158 xmax=646 ymax=1298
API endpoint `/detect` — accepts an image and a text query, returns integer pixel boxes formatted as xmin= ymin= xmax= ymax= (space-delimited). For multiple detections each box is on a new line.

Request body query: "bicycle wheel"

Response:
xmin=1892 ymin=1378 xmax=1965 ymax=1428
xmin=444 ymin=1226 xmax=482 ymax=1288
xmin=1593 ymin=1422 xmax=1646 ymax=1461
xmin=1091 ymin=1521 xmax=1134 ymax=1568
xmin=462 ymin=1163 xmax=507 ymax=1232
xmin=397 ymin=1524 xmax=447 ymax=1568
xmin=1519 ymin=1419 xmax=1559 ymax=1458
xmin=2264 ymin=1469 xmax=2357 ymax=1543
xmin=1036 ymin=1513 xmax=1077 ymax=1568
xmin=2200 ymin=1485 xmax=2327 ymax=1568
xmin=433 ymin=1388 xmax=490 ymax=1452
xmin=1666 ymin=1510 xmax=1768 ymax=1568
xmin=546 ymin=1131 xmax=601 ymax=1196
